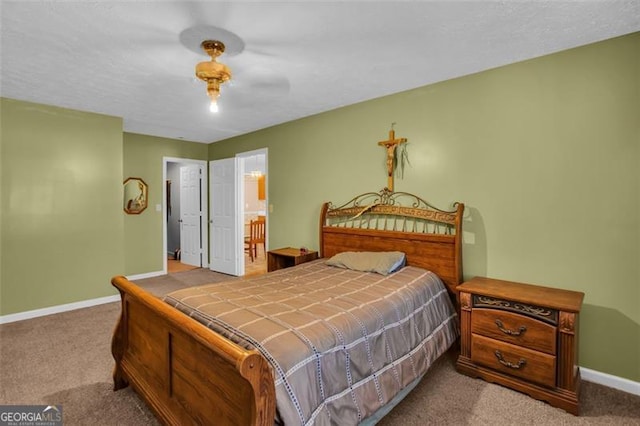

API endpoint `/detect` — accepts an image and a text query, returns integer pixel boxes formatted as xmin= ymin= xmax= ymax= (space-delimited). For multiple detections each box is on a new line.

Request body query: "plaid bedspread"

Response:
xmin=164 ymin=259 xmax=458 ymax=425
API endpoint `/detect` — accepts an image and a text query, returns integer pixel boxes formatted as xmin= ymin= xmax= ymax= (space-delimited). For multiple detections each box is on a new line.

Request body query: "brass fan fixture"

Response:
xmin=195 ymin=40 xmax=231 ymax=113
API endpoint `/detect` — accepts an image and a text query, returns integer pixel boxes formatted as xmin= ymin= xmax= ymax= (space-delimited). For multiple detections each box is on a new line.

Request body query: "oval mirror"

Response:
xmin=123 ymin=177 xmax=148 ymax=214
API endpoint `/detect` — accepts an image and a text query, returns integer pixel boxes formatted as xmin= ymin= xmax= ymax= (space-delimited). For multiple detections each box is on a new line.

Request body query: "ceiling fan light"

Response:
xmin=196 ymin=40 xmax=232 ymax=113
xmin=207 ymin=84 xmax=220 ymax=113
xmin=195 ymin=60 xmax=231 ymax=82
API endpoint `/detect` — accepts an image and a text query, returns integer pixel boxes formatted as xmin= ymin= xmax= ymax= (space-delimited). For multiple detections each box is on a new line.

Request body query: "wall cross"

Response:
xmin=378 ymin=124 xmax=407 ymax=191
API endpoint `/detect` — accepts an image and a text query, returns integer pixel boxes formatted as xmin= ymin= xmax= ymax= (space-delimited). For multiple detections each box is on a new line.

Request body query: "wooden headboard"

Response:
xmin=319 ymin=188 xmax=464 ymax=299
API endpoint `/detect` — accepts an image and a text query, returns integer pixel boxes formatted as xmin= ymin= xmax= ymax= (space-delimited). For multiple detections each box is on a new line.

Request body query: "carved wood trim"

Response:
xmin=460 ymin=292 xmax=472 ymax=311
xmin=324 ymin=188 xmax=460 ymax=228
xmin=559 ymin=311 xmax=576 ymax=335
xmin=327 ymin=205 xmax=458 ymax=225
xmin=459 ymin=292 xmax=472 ymax=358
xmin=473 ymin=295 xmax=558 ymax=325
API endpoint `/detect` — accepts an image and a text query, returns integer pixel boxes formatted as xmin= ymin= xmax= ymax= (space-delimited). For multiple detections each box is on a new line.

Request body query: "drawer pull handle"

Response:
xmin=494 ymin=350 xmax=527 ymax=369
xmin=495 ymin=319 xmax=527 ymax=336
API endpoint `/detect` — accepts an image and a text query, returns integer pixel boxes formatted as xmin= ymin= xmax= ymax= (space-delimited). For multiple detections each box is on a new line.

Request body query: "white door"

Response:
xmin=209 ymin=158 xmax=242 ymax=275
xmin=180 ymin=165 xmax=203 ymax=267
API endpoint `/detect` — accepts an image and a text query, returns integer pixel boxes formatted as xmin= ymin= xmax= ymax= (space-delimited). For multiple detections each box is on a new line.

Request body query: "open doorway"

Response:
xmin=240 ymin=151 xmax=267 ymax=276
xmin=163 ymin=157 xmax=208 ymax=274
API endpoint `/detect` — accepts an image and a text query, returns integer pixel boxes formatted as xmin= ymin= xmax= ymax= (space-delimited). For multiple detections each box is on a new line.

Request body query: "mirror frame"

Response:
xmin=123 ymin=177 xmax=148 ymax=215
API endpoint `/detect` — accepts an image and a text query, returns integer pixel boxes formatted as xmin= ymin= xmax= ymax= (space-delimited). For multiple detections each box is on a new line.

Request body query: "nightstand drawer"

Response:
xmin=471 ymin=334 xmax=556 ymax=388
xmin=471 ymin=308 xmax=557 ymax=355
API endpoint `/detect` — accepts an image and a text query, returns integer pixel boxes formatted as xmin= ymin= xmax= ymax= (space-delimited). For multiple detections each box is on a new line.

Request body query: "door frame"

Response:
xmin=162 ymin=157 xmax=208 ymax=274
xmin=236 ymin=148 xmax=268 ymax=275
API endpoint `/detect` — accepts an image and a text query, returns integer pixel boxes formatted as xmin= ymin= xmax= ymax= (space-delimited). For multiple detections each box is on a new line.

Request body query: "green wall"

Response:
xmin=209 ymin=33 xmax=640 ymax=381
xmin=123 ymin=133 xmax=208 ymax=275
xmin=0 ymin=99 xmax=124 ymax=314
xmin=0 ymin=103 xmax=208 ymax=312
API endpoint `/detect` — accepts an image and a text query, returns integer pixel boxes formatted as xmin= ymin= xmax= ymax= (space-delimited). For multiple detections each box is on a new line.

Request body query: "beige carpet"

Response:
xmin=132 ymin=268 xmax=240 ymax=297
xmin=1 ymin=270 xmax=639 ymax=425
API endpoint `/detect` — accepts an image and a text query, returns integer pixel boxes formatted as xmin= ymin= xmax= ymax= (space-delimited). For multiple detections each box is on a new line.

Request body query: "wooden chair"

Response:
xmin=244 ymin=219 xmax=265 ymax=262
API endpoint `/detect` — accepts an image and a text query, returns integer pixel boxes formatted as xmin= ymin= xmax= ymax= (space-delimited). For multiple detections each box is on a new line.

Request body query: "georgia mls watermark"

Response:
xmin=0 ymin=405 xmax=62 ymax=426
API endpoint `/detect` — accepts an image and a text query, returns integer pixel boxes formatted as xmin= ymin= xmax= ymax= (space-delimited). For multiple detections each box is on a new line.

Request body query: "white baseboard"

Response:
xmin=126 ymin=270 xmax=166 ymax=281
xmin=0 ymin=294 xmax=121 ymax=324
xmin=0 ymin=270 xmax=167 ymax=324
xmin=581 ymin=367 xmax=640 ymax=396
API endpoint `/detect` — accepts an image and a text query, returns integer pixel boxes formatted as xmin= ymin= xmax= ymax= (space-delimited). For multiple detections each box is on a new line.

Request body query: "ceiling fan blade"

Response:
xmin=231 ymin=66 xmax=289 ymax=89
xmin=179 ymin=25 xmax=245 ymax=57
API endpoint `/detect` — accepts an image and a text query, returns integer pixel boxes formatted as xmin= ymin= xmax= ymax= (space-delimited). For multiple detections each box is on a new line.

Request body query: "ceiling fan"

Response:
xmin=180 ymin=24 xmax=290 ymax=113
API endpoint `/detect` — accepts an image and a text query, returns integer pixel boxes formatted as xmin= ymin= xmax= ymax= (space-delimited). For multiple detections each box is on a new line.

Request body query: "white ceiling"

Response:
xmin=2 ymin=1 xmax=638 ymax=144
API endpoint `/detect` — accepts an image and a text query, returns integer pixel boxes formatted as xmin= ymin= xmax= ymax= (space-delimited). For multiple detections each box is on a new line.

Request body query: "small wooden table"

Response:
xmin=267 ymin=247 xmax=318 ymax=272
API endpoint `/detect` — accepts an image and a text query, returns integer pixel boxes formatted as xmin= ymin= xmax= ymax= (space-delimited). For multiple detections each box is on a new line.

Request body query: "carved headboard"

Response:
xmin=319 ymin=188 xmax=464 ymax=299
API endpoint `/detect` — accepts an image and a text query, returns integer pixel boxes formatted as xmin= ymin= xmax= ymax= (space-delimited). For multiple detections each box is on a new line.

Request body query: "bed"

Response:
xmin=111 ymin=188 xmax=464 ymax=425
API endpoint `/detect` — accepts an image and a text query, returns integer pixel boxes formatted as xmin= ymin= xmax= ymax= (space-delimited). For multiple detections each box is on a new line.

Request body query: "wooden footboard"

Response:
xmin=111 ymin=276 xmax=276 ymax=425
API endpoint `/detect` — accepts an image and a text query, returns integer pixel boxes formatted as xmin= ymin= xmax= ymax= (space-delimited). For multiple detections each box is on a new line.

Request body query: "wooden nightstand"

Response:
xmin=456 ymin=277 xmax=584 ymax=415
xmin=267 ymin=247 xmax=318 ymax=272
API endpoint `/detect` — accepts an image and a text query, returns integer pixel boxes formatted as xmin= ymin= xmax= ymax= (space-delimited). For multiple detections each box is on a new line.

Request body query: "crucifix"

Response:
xmin=378 ymin=123 xmax=407 ymax=191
